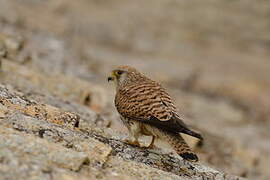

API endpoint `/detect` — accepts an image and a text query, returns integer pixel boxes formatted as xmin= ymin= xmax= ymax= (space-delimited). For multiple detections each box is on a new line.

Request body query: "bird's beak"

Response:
xmin=107 ymin=76 xmax=113 ymax=82
xmin=108 ymin=71 xmax=116 ymax=82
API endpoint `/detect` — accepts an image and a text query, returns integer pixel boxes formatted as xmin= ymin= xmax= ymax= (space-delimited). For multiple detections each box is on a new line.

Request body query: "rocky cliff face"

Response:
xmin=0 ymin=0 xmax=270 ymax=180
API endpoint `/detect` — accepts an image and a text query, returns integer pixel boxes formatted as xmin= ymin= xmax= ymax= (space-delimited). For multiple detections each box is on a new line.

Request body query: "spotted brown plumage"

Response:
xmin=108 ymin=65 xmax=202 ymax=162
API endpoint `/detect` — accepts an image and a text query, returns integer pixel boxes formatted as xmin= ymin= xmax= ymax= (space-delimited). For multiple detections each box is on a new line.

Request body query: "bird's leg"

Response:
xmin=124 ymin=135 xmax=140 ymax=147
xmin=123 ymin=121 xmax=142 ymax=147
xmin=147 ymin=136 xmax=156 ymax=149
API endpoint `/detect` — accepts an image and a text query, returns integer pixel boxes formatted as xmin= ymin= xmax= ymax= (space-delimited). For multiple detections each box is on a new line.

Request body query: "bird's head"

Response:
xmin=108 ymin=66 xmax=143 ymax=88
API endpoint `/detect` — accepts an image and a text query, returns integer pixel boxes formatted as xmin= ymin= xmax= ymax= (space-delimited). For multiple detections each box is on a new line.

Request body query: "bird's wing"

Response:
xmin=115 ymin=81 xmax=203 ymax=140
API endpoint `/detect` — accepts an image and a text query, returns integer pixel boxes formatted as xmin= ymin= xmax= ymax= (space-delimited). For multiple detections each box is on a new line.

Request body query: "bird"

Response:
xmin=108 ymin=65 xmax=203 ymax=162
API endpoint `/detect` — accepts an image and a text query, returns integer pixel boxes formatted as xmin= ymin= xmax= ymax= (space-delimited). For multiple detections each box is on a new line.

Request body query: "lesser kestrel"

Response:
xmin=108 ymin=65 xmax=203 ymax=162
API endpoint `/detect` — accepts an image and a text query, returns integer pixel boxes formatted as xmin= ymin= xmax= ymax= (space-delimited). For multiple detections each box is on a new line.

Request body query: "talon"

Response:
xmin=147 ymin=143 xmax=158 ymax=149
xmin=146 ymin=136 xmax=156 ymax=149
xmin=123 ymin=138 xmax=141 ymax=147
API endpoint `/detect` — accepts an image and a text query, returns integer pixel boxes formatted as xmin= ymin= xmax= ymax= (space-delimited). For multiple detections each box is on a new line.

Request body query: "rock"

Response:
xmin=75 ymin=140 xmax=112 ymax=167
xmin=0 ymin=39 xmax=7 ymax=58
xmin=0 ymin=83 xmax=245 ymax=180
xmin=0 ymin=84 xmax=80 ymax=128
xmin=0 ymin=60 xmax=107 ymax=114
xmin=0 ymin=127 xmax=89 ymax=178
xmin=0 ymin=33 xmax=24 ymax=60
xmin=2 ymin=34 xmax=23 ymax=52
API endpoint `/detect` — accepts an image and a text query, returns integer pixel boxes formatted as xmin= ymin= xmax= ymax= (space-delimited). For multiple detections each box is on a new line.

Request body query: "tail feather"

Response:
xmin=173 ymin=115 xmax=203 ymax=140
xmin=163 ymin=131 xmax=199 ymax=162
xmin=180 ymin=128 xmax=203 ymax=140
xmin=144 ymin=116 xmax=203 ymax=140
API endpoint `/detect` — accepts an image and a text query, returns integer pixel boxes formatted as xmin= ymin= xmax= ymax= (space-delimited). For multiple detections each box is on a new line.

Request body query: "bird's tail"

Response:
xmin=180 ymin=128 xmax=203 ymax=140
xmin=162 ymin=131 xmax=199 ymax=162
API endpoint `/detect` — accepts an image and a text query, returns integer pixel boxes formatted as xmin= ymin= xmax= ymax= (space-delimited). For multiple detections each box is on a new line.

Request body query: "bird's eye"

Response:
xmin=116 ymin=71 xmax=123 ymax=76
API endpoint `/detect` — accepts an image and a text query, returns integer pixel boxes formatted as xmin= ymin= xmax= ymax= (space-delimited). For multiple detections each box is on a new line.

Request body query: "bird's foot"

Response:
xmin=146 ymin=143 xmax=158 ymax=149
xmin=123 ymin=138 xmax=141 ymax=147
xmin=145 ymin=136 xmax=157 ymax=149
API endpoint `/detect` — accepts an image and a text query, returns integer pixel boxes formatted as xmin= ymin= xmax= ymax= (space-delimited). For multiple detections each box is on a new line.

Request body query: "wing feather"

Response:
xmin=115 ymin=81 xmax=203 ymax=140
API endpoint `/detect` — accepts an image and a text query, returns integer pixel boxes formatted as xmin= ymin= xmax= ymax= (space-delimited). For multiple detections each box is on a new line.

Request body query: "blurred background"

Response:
xmin=0 ymin=0 xmax=269 ymax=179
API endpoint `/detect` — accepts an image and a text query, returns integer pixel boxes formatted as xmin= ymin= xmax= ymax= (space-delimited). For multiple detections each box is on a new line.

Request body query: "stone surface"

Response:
xmin=0 ymin=127 xmax=88 ymax=178
xmin=0 ymin=84 xmax=244 ymax=180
